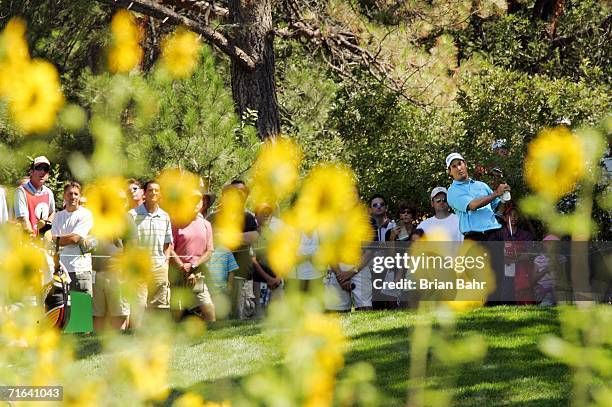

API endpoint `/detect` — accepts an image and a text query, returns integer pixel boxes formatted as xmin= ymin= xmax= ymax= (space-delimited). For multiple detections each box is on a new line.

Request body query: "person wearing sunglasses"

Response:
xmin=127 ymin=178 xmax=144 ymax=209
xmin=14 ymin=155 xmax=56 ymax=237
xmin=416 ymin=187 xmax=463 ymax=242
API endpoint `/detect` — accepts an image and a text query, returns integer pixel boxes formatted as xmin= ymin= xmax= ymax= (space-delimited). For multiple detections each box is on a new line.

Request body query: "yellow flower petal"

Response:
xmin=525 ymin=127 xmax=585 ymax=201
xmin=108 ymin=10 xmax=142 ymax=73
xmin=83 ymin=177 xmax=128 ymax=240
xmin=157 ymin=169 xmax=202 ymax=227
xmin=161 ymin=28 xmax=201 ymax=78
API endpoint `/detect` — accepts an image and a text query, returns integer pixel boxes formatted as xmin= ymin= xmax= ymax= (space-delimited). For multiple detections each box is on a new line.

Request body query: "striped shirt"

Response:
xmin=128 ymin=204 xmax=173 ymax=268
xmin=206 ymin=248 xmax=239 ymax=291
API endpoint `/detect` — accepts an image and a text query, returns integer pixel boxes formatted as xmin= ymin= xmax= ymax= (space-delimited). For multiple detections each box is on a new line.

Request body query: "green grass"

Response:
xmin=73 ymin=306 xmax=569 ymax=406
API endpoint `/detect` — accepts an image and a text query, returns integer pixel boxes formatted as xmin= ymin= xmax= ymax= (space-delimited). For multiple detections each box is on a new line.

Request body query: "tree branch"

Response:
xmin=98 ymin=0 xmax=255 ymax=70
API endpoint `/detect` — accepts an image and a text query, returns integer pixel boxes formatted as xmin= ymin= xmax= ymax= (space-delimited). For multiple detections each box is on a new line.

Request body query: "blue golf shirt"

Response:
xmin=447 ymin=178 xmax=501 ymax=234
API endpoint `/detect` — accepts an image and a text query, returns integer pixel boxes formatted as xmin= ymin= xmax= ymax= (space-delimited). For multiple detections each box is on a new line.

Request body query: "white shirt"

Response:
xmin=0 ymin=187 xmax=8 ymax=224
xmin=417 ymin=214 xmax=463 ymax=242
xmin=293 ymin=232 xmax=322 ymax=280
xmin=51 ymin=206 xmax=94 ymax=274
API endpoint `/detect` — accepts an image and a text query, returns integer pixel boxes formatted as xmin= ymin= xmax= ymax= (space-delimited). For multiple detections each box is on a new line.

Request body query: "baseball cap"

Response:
xmin=445 ymin=152 xmax=465 ymax=169
xmin=430 ymin=187 xmax=448 ymax=200
xmin=32 ymin=156 xmax=50 ymax=167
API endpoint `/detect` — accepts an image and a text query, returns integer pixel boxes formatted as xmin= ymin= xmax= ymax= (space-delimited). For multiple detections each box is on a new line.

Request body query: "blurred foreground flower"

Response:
xmin=0 ymin=18 xmax=64 ymax=134
xmin=8 ymin=60 xmax=64 ymax=134
xmin=113 ymin=246 xmax=152 ymax=283
xmin=157 ymin=168 xmax=201 ymax=227
xmin=173 ymin=393 xmax=231 ymax=407
xmin=267 ymin=222 xmax=301 ymax=277
xmin=161 ymin=28 xmax=201 ymax=78
xmin=83 ymin=177 xmax=128 ymax=240
xmin=0 ymin=225 xmax=47 ymax=300
xmin=524 ymin=126 xmax=585 ymax=201
xmin=108 ymin=10 xmax=142 ymax=73
xmin=214 ymin=187 xmax=246 ymax=250
xmin=0 ymin=17 xmax=29 ymax=93
xmin=115 ymin=339 xmax=170 ymax=402
xmin=292 ymin=312 xmax=347 ymax=407
xmin=250 ymin=138 xmax=301 ymax=207
xmin=292 ymin=164 xmax=355 ymax=234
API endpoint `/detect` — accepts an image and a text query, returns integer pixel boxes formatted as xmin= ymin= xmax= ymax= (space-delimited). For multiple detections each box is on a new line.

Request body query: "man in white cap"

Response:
xmin=14 ymin=156 xmax=56 ymax=236
xmin=417 ymin=187 xmax=463 ymax=242
xmin=445 ymin=153 xmax=510 ymax=241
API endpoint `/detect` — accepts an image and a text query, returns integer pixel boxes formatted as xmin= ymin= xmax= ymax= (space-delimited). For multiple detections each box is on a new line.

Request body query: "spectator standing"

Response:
xmin=206 ymin=246 xmax=240 ymax=319
xmin=497 ymin=206 xmax=533 ymax=304
xmin=92 ymin=238 xmax=130 ymax=331
xmin=127 ymin=180 xmax=173 ymax=327
xmin=369 ymin=194 xmax=395 ymax=242
xmin=127 ymin=178 xmax=144 ymax=209
xmin=170 ymin=190 xmax=216 ymax=322
xmin=14 ymin=156 xmax=56 ymax=236
xmin=51 ymin=182 xmax=94 ymax=297
xmin=417 ymin=187 xmax=463 ymax=242
xmin=212 ymin=180 xmax=259 ymax=319
xmin=388 ymin=200 xmax=417 ymax=241
xmin=252 ymin=203 xmax=283 ymax=316
xmin=0 ymin=186 xmax=8 ymax=224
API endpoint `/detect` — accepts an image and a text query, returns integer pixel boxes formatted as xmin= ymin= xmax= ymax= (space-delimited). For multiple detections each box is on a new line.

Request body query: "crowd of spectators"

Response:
xmin=0 ymin=151 xmax=606 ymax=331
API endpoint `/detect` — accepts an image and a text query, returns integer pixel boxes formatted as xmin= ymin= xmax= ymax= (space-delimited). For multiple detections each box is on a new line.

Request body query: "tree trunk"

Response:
xmin=228 ymin=0 xmax=280 ymax=139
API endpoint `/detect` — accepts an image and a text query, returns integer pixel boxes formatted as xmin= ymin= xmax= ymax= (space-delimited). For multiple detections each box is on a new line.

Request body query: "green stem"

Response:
xmin=407 ymin=303 xmax=433 ymax=407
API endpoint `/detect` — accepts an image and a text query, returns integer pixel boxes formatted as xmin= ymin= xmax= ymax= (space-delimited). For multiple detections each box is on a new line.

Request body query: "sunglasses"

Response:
xmin=33 ymin=165 xmax=50 ymax=172
xmin=433 ymin=198 xmax=447 ymax=203
xmin=371 ymin=203 xmax=386 ymax=208
xmin=129 ymin=186 xmax=140 ymax=193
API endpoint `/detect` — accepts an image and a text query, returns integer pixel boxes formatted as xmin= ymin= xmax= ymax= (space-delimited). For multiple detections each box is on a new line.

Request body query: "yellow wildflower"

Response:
xmin=292 ymin=164 xmax=356 ymax=234
xmin=161 ymin=28 xmax=201 ymax=78
xmin=267 ymin=221 xmax=301 ymax=277
xmin=443 ymin=300 xmax=484 ymax=312
xmin=214 ymin=187 xmax=246 ymax=250
xmin=113 ymin=246 xmax=152 ymax=285
xmin=314 ymin=204 xmax=372 ymax=268
xmin=157 ymin=168 xmax=202 ymax=227
xmin=108 ymin=10 xmax=142 ymax=73
xmin=250 ymin=138 xmax=301 ymax=207
xmin=173 ymin=392 xmax=231 ymax=407
xmin=83 ymin=177 xmax=128 ymax=240
xmin=0 ymin=17 xmax=30 ymax=95
xmin=7 ymin=59 xmax=64 ymax=134
xmin=117 ymin=340 xmax=170 ymax=401
xmin=64 ymin=382 xmax=102 ymax=407
xmin=1 ymin=228 xmax=47 ymax=296
xmin=524 ymin=126 xmax=585 ymax=201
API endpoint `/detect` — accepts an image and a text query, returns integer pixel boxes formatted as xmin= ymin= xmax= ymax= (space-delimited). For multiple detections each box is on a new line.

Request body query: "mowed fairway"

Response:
xmin=73 ymin=307 xmax=569 ymax=406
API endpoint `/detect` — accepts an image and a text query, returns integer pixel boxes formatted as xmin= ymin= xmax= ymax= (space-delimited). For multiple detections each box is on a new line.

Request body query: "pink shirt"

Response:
xmin=172 ymin=214 xmax=214 ymax=264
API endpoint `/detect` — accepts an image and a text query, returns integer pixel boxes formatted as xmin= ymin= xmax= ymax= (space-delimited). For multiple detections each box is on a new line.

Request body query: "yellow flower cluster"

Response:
xmin=0 ymin=225 xmax=47 ymax=300
xmin=214 ymin=187 xmax=246 ymax=250
xmin=161 ymin=28 xmax=201 ymax=78
xmin=292 ymin=313 xmax=347 ymax=407
xmin=83 ymin=176 xmax=129 ymax=240
xmin=173 ymin=393 xmax=231 ymax=407
xmin=108 ymin=10 xmax=143 ymax=73
xmin=158 ymin=168 xmax=202 ymax=227
xmin=524 ymin=126 xmax=585 ymax=201
xmin=117 ymin=340 xmax=170 ymax=401
xmin=250 ymin=138 xmax=302 ymax=208
xmin=291 ymin=164 xmax=373 ymax=268
xmin=0 ymin=18 xmax=64 ymax=134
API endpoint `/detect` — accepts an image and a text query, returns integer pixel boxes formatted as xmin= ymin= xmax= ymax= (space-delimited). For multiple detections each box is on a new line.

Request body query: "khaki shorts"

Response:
xmin=170 ymin=273 xmax=214 ymax=311
xmin=92 ymin=271 xmax=130 ymax=317
xmin=137 ymin=264 xmax=171 ymax=309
